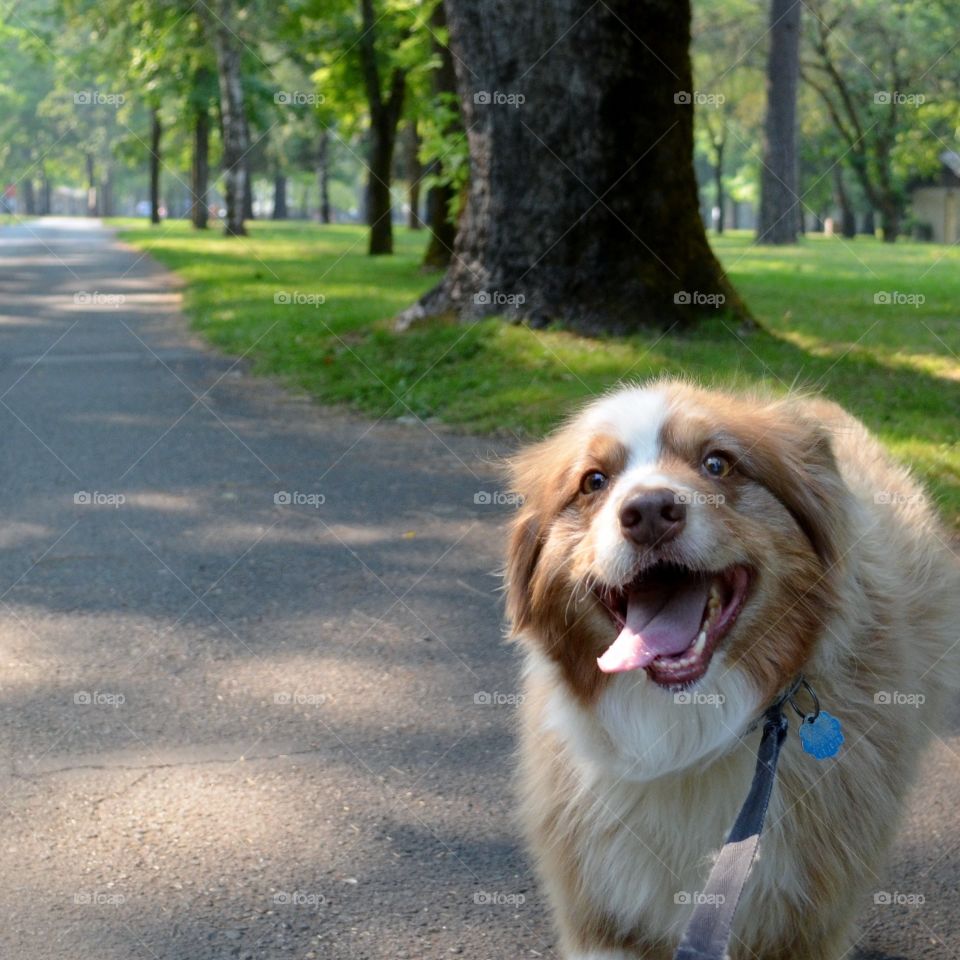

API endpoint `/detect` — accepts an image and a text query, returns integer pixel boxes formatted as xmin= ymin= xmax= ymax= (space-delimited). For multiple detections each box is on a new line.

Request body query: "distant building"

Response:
xmin=909 ymin=151 xmax=960 ymax=244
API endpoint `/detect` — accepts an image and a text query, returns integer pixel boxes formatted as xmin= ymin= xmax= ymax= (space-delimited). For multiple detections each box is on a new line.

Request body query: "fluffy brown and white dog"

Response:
xmin=505 ymin=379 xmax=960 ymax=960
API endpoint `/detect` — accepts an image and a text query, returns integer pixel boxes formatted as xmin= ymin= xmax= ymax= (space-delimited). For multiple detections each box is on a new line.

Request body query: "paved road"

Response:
xmin=0 ymin=218 xmax=957 ymax=960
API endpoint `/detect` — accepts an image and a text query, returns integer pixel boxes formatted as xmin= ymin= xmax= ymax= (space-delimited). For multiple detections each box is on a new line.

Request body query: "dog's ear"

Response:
xmin=503 ymin=431 xmax=578 ymax=632
xmin=738 ymin=408 xmax=852 ymax=569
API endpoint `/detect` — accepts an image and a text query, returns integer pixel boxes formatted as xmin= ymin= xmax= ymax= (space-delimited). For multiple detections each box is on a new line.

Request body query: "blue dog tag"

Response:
xmin=798 ymin=710 xmax=844 ymax=759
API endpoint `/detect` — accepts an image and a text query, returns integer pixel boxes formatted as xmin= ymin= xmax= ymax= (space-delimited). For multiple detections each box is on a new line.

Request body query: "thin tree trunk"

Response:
xmin=713 ymin=136 xmax=725 ymax=234
xmin=405 ymin=121 xmax=423 ymax=228
xmin=20 ymin=178 xmax=35 ymax=216
xmin=399 ymin=0 xmax=748 ymax=331
xmin=832 ymin=166 xmax=856 ymax=238
xmin=39 ymin=171 xmax=51 ymax=215
xmin=272 ymin=172 xmax=288 ymax=219
xmin=861 ymin=209 xmax=876 ymax=236
xmin=85 ymin=153 xmax=98 ymax=217
xmin=359 ymin=0 xmax=406 ymax=254
xmin=757 ymin=0 xmax=801 ymax=244
xmin=421 ymin=0 xmax=459 ymax=269
xmin=204 ymin=0 xmax=249 ymax=236
xmin=317 ymin=130 xmax=331 ymax=223
xmin=191 ymin=106 xmax=210 ymax=229
xmin=149 ymin=108 xmax=162 ymax=224
xmin=100 ymin=169 xmax=113 ymax=217
xmin=243 ymin=166 xmax=254 ymax=220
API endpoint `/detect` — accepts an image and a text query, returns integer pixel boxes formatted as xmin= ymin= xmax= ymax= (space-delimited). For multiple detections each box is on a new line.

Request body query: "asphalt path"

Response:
xmin=0 ymin=218 xmax=957 ymax=959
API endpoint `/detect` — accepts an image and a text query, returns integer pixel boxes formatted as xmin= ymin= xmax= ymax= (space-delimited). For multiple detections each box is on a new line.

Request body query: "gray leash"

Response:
xmin=672 ymin=696 xmax=791 ymax=960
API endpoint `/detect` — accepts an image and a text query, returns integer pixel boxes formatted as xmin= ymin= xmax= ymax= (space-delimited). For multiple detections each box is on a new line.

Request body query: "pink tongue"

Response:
xmin=597 ymin=577 xmax=711 ymax=673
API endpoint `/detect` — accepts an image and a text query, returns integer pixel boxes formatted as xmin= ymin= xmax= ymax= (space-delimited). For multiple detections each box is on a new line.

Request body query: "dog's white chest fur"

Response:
xmin=537 ymin=656 xmax=776 ymax=940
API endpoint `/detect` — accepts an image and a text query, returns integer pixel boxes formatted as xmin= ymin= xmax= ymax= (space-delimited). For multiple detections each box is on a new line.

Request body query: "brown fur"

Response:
xmin=506 ymin=380 xmax=960 ymax=959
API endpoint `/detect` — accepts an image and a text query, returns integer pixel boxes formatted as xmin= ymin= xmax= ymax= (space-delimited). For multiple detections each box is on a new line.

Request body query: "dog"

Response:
xmin=505 ymin=379 xmax=960 ymax=960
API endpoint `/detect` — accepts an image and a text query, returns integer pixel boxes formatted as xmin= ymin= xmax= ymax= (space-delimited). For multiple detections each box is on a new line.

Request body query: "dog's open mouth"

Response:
xmin=596 ymin=563 xmax=751 ymax=688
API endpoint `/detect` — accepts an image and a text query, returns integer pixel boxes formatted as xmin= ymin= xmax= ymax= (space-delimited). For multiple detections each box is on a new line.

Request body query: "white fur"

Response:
xmin=538 ymin=650 xmax=761 ymax=783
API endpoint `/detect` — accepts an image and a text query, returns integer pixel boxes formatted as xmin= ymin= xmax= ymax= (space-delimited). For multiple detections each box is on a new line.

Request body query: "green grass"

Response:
xmin=109 ymin=218 xmax=960 ymax=525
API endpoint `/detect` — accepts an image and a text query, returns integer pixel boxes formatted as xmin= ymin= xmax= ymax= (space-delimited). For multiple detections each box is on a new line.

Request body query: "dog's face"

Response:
xmin=507 ymin=382 xmax=852 ymax=716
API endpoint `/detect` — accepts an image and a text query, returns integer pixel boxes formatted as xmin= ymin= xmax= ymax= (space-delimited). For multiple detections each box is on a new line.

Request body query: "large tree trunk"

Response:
xmin=399 ymin=0 xmax=747 ymax=332
xmin=317 ymin=130 xmax=331 ymax=223
xmin=404 ymin=121 xmax=423 ymax=229
xmin=149 ymin=108 xmax=162 ymax=224
xmin=359 ymin=0 xmax=406 ymax=255
xmin=272 ymin=172 xmax=288 ymax=219
xmin=422 ymin=0 xmax=460 ymax=270
xmin=757 ymin=0 xmax=801 ymax=244
xmin=204 ymin=0 xmax=249 ymax=236
xmin=191 ymin=106 xmax=210 ymax=229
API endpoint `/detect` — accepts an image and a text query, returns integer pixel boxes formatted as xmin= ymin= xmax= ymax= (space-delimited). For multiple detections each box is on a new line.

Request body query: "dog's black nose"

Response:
xmin=619 ymin=488 xmax=686 ymax=546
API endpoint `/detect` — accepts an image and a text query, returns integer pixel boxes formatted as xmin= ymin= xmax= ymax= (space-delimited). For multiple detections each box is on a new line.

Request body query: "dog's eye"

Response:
xmin=702 ymin=453 xmax=732 ymax=478
xmin=580 ymin=470 xmax=608 ymax=494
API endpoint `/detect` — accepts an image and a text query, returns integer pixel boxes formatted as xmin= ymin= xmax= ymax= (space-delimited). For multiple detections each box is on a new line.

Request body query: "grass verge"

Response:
xmin=110 ymin=218 xmax=960 ymax=525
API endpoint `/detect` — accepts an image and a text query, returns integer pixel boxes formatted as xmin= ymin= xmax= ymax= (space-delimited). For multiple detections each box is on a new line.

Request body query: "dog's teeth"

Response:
xmin=693 ymin=628 xmax=707 ymax=654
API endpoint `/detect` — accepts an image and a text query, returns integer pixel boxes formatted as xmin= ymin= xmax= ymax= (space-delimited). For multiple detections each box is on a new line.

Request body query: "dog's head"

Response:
xmin=506 ymin=381 xmax=853 ymax=716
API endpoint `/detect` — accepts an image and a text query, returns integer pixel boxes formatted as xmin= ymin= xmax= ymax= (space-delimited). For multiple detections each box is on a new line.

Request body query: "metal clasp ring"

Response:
xmin=786 ymin=676 xmax=821 ymax=724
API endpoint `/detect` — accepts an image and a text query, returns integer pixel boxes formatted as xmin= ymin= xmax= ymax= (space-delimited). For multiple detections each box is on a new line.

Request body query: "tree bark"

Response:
xmin=422 ymin=0 xmax=460 ymax=269
xmin=404 ymin=121 xmax=423 ymax=228
xmin=149 ymin=108 xmax=162 ymax=224
xmin=399 ymin=0 xmax=747 ymax=332
xmin=359 ymin=0 xmax=406 ymax=254
xmin=317 ymin=130 xmax=331 ymax=223
xmin=191 ymin=106 xmax=210 ymax=229
xmin=272 ymin=172 xmax=288 ymax=219
xmin=203 ymin=0 xmax=249 ymax=236
xmin=757 ymin=0 xmax=801 ymax=244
